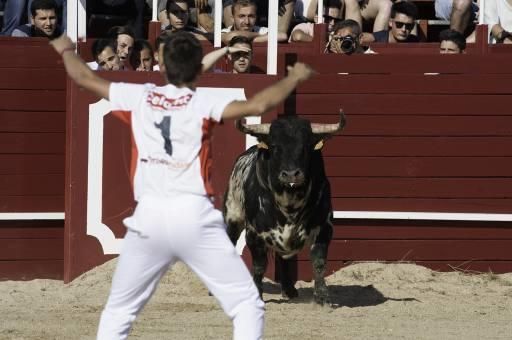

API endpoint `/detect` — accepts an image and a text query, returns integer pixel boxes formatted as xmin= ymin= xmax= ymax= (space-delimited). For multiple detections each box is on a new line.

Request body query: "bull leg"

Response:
xmin=246 ymin=230 xmax=268 ymax=298
xmin=310 ymin=243 xmax=330 ymax=305
xmin=278 ymin=256 xmax=299 ymax=299
xmin=225 ymin=219 xmax=244 ymax=246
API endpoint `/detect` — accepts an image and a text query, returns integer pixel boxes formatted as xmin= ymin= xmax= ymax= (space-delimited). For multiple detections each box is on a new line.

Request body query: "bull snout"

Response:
xmin=279 ymin=169 xmax=305 ymax=188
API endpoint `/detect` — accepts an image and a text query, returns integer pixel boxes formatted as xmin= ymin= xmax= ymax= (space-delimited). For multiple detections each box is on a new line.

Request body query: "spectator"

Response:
xmin=290 ymin=0 xmax=342 ymax=42
xmin=227 ymin=35 xmax=254 ymax=73
xmin=27 ymin=0 xmax=66 ymax=31
xmin=366 ymin=1 xmax=419 ymax=43
xmin=435 ymin=0 xmax=477 ymax=39
xmin=484 ymin=0 xmax=512 ymax=44
xmin=108 ymin=25 xmax=136 ymax=69
xmin=164 ymin=0 xmax=212 ymax=41
xmin=1 ymin=0 xmax=65 ymax=35
xmin=439 ymin=28 xmax=466 ymax=53
xmin=344 ymin=0 xmax=393 ymax=32
xmin=327 ymin=19 xmax=371 ymax=54
xmin=221 ymin=0 xmax=287 ymax=44
xmin=11 ymin=0 xmax=61 ymax=38
xmin=130 ymin=39 xmax=155 ymax=71
xmin=0 ymin=0 xmax=27 ymax=35
xmin=87 ymin=0 xmax=146 ymax=39
xmin=88 ymin=38 xmax=123 ymax=70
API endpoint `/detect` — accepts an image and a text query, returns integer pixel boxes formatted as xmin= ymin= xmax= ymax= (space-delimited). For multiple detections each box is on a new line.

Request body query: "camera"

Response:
xmin=339 ymin=36 xmax=356 ymax=54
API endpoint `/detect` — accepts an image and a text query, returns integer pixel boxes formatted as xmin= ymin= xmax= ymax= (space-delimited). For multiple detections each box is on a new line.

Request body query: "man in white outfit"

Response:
xmin=49 ymin=31 xmax=313 ymax=340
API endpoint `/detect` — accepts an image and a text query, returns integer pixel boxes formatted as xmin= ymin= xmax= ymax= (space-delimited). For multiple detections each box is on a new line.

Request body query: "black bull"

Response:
xmin=223 ymin=111 xmax=346 ymax=304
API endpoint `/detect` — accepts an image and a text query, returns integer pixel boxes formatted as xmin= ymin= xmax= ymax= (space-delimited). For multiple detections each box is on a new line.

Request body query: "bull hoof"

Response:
xmin=313 ymin=285 xmax=330 ymax=305
xmin=281 ymin=286 xmax=299 ymax=299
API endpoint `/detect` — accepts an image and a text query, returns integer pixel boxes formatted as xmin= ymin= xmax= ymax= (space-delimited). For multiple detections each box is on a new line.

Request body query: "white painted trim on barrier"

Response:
xmin=87 ymin=99 xmax=123 ymax=254
xmin=0 ymin=213 xmax=64 ymax=220
xmin=333 ymin=211 xmax=512 ymax=221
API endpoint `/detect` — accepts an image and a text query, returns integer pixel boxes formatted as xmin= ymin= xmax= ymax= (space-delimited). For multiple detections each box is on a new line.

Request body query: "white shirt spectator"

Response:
xmin=221 ymin=25 xmax=268 ymax=35
xmin=485 ymin=0 xmax=512 ymax=42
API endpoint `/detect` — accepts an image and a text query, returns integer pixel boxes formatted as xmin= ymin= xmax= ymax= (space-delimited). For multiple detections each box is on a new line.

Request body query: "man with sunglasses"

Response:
xmin=368 ymin=0 xmax=419 ymax=43
xmin=289 ymin=0 xmax=342 ymax=43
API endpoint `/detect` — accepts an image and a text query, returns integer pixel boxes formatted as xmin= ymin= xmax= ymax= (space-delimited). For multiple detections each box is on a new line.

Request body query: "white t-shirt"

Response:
xmin=221 ymin=25 xmax=268 ymax=35
xmin=109 ymin=82 xmax=233 ymax=200
xmin=485 ymin=0 xmax=512 ymax=37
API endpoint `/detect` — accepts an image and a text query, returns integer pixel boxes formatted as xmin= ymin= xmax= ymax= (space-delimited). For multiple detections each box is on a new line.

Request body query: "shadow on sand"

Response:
xmin=262 ymin=282 xmax=419 ymax=308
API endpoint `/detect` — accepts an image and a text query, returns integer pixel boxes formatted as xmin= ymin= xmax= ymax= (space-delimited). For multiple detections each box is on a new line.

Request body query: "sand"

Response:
xmin=1 ymin=259 xmax=512 ymax=340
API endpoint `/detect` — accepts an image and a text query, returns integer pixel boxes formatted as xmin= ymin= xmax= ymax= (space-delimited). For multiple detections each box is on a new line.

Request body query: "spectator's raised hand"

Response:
xmin=287 ymin=62 xmax=315 ymax=83
xmin=227 ymin=45 xmax=252 ymax=54
xmin=195 ymin=0 xmax=209 ymax=10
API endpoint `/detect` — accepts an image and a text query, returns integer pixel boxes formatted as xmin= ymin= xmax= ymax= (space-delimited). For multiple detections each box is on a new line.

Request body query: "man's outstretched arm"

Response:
xmin=221 ymin=62 xmax=314 ymax=120
xmin=50 ymin=35 xmax=111 ymax=100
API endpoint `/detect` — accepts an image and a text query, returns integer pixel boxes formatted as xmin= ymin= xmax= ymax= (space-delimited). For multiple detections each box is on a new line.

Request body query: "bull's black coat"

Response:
xmin=223 ymin=114 xmax=345 ymax=304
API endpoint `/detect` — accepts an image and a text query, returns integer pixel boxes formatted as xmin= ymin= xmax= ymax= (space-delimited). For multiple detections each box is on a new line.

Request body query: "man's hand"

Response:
xmin=49 ymin=34 xmax=75 ymax=55
xmin=195 ymin=0 xmax=209 ymax=10
xmin=286 ymin=62 xmax=315 ymax=83
xmin=226 ymin=45 xmax=251 ymax=54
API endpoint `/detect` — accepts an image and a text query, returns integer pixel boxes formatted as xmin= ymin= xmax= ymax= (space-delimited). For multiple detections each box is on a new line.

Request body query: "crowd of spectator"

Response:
xmin=1 ymin=0 xmax=510 ymax=72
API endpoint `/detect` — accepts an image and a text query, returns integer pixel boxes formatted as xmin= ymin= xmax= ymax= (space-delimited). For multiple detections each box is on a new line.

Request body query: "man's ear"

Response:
xmin=388 ymin=20 xmax=393 ymax=30
xmin=30 ymin=16 xmax=35 ymax=25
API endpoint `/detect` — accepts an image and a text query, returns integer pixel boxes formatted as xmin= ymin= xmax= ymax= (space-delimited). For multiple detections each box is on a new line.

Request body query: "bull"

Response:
xmin=223 ymin=111 xmax=346 ymax=305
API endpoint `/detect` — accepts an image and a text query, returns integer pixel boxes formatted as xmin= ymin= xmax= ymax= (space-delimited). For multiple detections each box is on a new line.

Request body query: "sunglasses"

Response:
xmin=232 ymin=51 xmax=251 ymax=60
xmin=394 ymin=21 xmax=415 ymax=30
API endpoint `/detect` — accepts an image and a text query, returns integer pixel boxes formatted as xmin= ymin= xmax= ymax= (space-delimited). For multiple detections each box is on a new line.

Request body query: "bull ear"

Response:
xmin=257 ymin=141 xmax=269 ymax=149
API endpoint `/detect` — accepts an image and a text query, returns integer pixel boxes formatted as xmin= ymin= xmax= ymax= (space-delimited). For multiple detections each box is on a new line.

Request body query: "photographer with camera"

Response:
xmin=326 ymin=19 xmax=374 ymax=54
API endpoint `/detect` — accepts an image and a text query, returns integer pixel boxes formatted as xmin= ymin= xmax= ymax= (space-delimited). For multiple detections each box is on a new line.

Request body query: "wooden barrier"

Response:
xmin=292 ymin=53 xmax=512 ymax=74
xmin=0 ymin=37 xmax=66 ymax=280
xmin=286 ymin=71 xmax=512 ymax=278
xmin=1 ymin=31 xmax=512 ymax=282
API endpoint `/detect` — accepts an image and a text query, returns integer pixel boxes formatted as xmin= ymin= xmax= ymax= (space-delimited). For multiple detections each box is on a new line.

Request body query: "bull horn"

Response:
xmin=236 ymin=120 xmax=271 ymax=135
xmin=311 ymin=109 xmax=346 ymax=135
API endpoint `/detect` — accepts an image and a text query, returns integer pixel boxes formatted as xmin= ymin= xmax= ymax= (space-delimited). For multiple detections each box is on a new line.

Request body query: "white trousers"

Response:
xmin=96 ymin=194 xmax=264 ymax=340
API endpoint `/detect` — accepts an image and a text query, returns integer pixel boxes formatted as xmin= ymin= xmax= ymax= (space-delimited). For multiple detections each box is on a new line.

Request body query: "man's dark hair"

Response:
xmin=30 ymin=0 xmax=58 ymax=17
xmin=107 ymin=25 xmax=136 ymax=40
xmin=155 ymin=31 xmax=172 ymax=49
xmin=439 ymin=29 xmax=466 ymax=51
xmin=232 ymin=0 xmax=257 ymax=14
xmin=163 ymin=31 xmax=203 ymax=85
xmin=228 ymin=35 xmax=253 ymax=47
xmin=390 ymin=1 xmax=418 ymax=20
xmin=326 ymin=0 xmax=342 ymax=9
xmin=92 ymin=39 xmax=117 ymax=61
xmin=166 ymin=0 xmax=188 ymax=14
xmin=332 ymin=19 xmax=361 ymax=37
